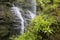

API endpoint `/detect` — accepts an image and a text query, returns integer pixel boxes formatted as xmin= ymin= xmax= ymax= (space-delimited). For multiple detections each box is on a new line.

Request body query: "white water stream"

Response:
xmin=10 ymin=4 xmax=36 ymax=34
xmin=27 ymin=10 xmax=36 ymax=18
xmin=11 ymin=5 xmax=24 ymax=33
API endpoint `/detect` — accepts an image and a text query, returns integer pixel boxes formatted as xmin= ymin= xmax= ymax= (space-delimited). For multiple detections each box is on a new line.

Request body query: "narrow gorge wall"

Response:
xmin=0 ymin=4 xmax=14 ymax=40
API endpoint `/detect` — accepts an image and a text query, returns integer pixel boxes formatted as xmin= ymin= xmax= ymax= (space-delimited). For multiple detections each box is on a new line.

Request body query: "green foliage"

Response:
xmin=11 ymin=15 xmax=56 ymax=40
xmin=36 ymin=0 xmax=60 ymax=40
xmin=29 ymin=15 xmax=55 ymax=33
xmin=37 ymin=0 xmax=60 ymax=15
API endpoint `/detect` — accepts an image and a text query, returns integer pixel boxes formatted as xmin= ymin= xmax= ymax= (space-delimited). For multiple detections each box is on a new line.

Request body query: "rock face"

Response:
xmin=0 ymin=4 xmax=14 ymax=40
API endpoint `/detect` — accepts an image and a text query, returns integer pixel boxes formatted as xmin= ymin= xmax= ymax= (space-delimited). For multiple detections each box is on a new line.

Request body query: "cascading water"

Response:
xmin=27 ymin=10 xmax=36 ymax=18
xmin=10 ymin=0 xmax=36 ymax=34
xmin=26 ymin=0 xmax=36 ymax=19
xmin=11 ymin=4 xmax=24 ymax=34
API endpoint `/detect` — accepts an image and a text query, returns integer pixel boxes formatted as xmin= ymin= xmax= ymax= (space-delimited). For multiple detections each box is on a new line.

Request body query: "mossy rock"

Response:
xmin=0 ymin=4 xmax=14 ymax=39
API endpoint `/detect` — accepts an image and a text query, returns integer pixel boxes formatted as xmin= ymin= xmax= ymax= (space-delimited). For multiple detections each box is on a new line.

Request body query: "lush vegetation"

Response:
xmin=11 ymin=0 xmax=60 ymax=40
xmin=0 ymin=0 xmax=60 ymax=40
xmin=11 ymin=15 xmax=56 ymax=40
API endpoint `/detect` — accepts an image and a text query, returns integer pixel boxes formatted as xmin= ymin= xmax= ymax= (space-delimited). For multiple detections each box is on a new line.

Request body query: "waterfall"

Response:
xmin=11 ymin=4 xmax=24 ymax=34
xmin=26 ymin=0 xmax=36 ymax=14
xmin=26 ymin=0 xmax=36 ymax=18
xmin=10 ymin=1 xmax=36 ymax=34
xmin=27 ymin=10 xmax=36 ymax=18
